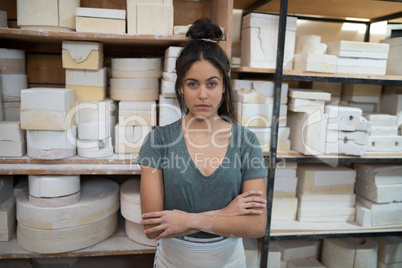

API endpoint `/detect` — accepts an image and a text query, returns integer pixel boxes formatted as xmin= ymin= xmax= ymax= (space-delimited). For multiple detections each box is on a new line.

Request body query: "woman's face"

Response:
xmin=181 ymin=59 xmax=224 ymax=120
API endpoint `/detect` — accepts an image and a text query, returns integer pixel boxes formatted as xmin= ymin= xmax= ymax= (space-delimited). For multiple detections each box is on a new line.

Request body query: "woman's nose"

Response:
xmin=198 ymin=87 xmax=207 ymax=99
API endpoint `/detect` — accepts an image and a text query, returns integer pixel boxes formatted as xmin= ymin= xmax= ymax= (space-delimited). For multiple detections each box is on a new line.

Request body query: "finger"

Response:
xmin=244 ymin=209 xmax=264 ymax=215
xmin=241 ymin=190 xmax=263 ymax=198
xmin=244 ymin=196 xmax=267 ymax=204
xmin=155 ymin=230 xmax=168 ymax=241
xmin=140 ymin=218 xmax=163 ymax=225
xmin=143 ymin=224 xmax=164 ymax=234
xmin=245 ymin=202 xmax=266 ymax=209
xmin=142 ymin=212 xmax=163 ymax=219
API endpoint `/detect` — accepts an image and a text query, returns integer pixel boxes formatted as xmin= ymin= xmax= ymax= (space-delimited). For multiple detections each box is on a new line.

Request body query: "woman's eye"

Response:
xmin=187 ymin=82 xmax=198 ymax=87
xmin=208 ymin=81 xmax=217 ymax=87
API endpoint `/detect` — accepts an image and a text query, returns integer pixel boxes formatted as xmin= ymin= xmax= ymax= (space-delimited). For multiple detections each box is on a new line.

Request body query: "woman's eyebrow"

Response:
xmin=184 ymin=78 xmax=198 ymax=82
xmin=207 ymin=76 xmax=221 ymax=81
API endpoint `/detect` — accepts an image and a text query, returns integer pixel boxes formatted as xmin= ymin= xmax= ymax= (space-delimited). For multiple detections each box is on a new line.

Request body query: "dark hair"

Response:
xmin=174 ymin=18 xmax=236 ymax=123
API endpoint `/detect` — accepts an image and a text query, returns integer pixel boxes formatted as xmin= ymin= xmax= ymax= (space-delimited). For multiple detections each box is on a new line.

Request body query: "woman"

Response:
xmin=138 ymin=18 xmax=267 ymax=267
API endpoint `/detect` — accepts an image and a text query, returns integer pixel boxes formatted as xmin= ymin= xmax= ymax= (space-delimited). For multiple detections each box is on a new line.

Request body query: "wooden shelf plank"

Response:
xmin=232 ymin=67 xmax=402 ymax=85
xmin=233 ymin=0 xmax=402 ymax=21
xmin=0 ymin=28 xmax=188 ymax=46
xmin=0 ymin=155 xmax=141 ymax=175
xmin=1 ymin=151 xmax=401 ymax=175
xmin=0 ymin=222 xmax=156 ymax=259
xmin=271 ymin=220 xmax=402 ymax=237
xmin=266 ymin=151 xmax=402 ymax=164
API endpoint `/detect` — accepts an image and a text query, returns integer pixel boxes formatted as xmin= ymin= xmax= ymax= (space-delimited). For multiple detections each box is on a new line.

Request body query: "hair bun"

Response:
xmin=186 ymin=18 xmax=223 ymax=42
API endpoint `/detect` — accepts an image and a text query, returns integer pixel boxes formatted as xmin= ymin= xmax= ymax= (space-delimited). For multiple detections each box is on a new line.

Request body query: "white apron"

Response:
xmin=153 ymin=236 xmax=246 ymax=268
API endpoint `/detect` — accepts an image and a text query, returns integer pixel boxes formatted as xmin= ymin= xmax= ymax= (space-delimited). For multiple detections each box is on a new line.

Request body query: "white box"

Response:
xmin=375 ymin=236 xmax=402 ymax=263
xmin=2 ymin=101 xmax=20 ymax=121
xmin=114 ymin=124 xmax=152 ymax=154
xmin=370 ymin=125 xmax=399 ymax=136
xmin=288 ymin=258 xmax=325 ymax=268
xmin=76 ymin=7 xmax=126 ymax=34
xmin=232 ymin=80 xmax=288 ymax=104
xmin=0 ymin=197 xmax=16 ymax=241
xmin=234 ymin=103 xmax=287 ymax=127
xmin=288 ymin=98 xmax=325 ymax=113
xmin=367 ymin=136 xmax=402 ymax=152
xmin=111 ymin=58 xmax=162 ymax=78
xmin=162 ymin=71 xmax=177 ymax=82
xmin=326 ymin=129 xmax=368 ymax=145
xmin=78 ymin=119 xmax=115 ymax=141
xmin=276 ymin=240 xmax=319 ymax=261
xmin=272 ymin=197 xmax=298 ymax=221
xmin=77 ymin=99 xmax=116 ymax=125
xmin=110 ymin=79 xmax=159 ymax=102
xmin=288 ymin=111 xmax=327 ymax=155
xmin=293 ymin=53 xmax=337 ymax=73
xmin=297 ymin=206 xmax=355 ymax=222
xmin=17 ymin=0 xmax=79 ymax=31
xmin=288 ymin=88 xmax=331 ymax=101
xmin=77 ymin=99 xmax=116 ymax=140
xmin=355 ymin=164 xmax=402 ymax=185
xmin=297 ymin=165 xmax=356 ymax=194
xmin=0 ymin=121 xmax=25 ymax=141
xmin=76 ymin=7 xmax=126 ymax=19
xmin=295 ymin=35 xmax=322 ymax=54
xmin=326 ymin=105 xmax=370 ymax=132
xmin=20 ymin=88 xmax=76 ymax=130
xmin=165 ymin=46 xmax=182 ymax=58
xmin=297 ymin=192 xmax=356 ymax=208
xmin=241 ymin=13 xmax=296 ymax=70
xmin=62 ymin=41 xmax=103 ymax=70
xmin=0 ymin=73 xmax=28 ymax=101
xmin=327 ymin=40 xmax=389 ymax=58
xmin=325 ymin=139 xmax=367 ymax=156
xmin=118 ymin=101 xmax=156 ymax=126
xmin=26 ymin=126 xmax=77 ymax=160
xmin=356 ymin=182 xmax=402 ymax=203
xmin=77 ymin=137 xmax=114 ymax=158
xmin=381 ymin=37 xmax=402 ymax=75
xmin=28 ymin=175 xmax=80 ymax=198
xmin=158 ymin=95 xmax=181 ymax=126
xmin=381 ymin=86 xmax=402 ymax=127
xmin=161 ymin=79 xmax=176 ymax=98
xmin=0 ymin=141 xmax=26 ymax=156
xmin=164 ymin=57 xmax=176 ymax=73
xmin=366 ymin=114 xmax=398 ymax=127
xmin=273 ymin=176 xmax=298 ymax=198
xmin=356 ymin=198 xmax=402 ymax=227
xmin=136 ymin=4 xmax=173 ymax=35
xmin=66 ymin=68 xmax=107 ymax=101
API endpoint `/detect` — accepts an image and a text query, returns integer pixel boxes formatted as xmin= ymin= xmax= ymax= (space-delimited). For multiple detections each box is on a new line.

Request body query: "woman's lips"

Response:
xmin=196 ymin=104 xmax=210 ymax=109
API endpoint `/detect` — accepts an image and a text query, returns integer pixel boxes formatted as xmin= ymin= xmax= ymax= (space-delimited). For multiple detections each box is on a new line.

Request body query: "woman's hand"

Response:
xmin=219 ymin=190 xmax=266 ymax=217
xmin=141 ymin=210 xmax=196 ymax=240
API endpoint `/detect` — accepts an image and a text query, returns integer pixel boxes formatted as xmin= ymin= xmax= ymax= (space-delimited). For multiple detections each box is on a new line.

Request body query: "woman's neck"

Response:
xmin=183 ymin=114 xmax=225 ymax=133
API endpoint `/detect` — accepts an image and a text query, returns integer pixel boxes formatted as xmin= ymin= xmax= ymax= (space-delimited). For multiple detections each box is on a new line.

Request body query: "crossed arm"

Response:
xmin=140 ymin=165 xmax=267 ymax=240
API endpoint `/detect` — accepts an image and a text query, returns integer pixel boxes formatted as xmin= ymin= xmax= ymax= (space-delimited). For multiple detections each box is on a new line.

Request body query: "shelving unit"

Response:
xmin=233 ymin=0 xmax=402 ymax=267
xmin=0 ymin=0 xmax=233 ymax=262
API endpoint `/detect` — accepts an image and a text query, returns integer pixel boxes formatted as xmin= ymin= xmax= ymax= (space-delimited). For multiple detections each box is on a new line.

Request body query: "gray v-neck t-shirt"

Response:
xmin=137 ymin=119 xmax=267 ymax=238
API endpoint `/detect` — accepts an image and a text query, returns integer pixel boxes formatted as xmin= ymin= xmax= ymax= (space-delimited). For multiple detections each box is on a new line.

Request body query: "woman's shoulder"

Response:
xmin=231 ymin=123 xmax=258 ymax=141
xmin=149 ymin=119 xmax=182 ymax=142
